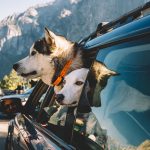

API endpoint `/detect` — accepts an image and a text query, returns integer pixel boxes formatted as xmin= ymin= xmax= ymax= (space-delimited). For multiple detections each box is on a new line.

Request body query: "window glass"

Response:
xmin=93 ymin=38 xmax=150 ymax=148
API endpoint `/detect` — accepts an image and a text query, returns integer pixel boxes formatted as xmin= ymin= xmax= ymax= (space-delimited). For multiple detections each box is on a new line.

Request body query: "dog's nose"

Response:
xmin=55 ymin=94 xmax=64 ymax=103
xmin=13 ymin=63 xmax=19 ymax=71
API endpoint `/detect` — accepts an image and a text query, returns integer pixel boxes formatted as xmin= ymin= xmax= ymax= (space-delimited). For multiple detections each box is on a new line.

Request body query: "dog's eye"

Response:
xmin=31 ymin=51 xmax=37 ymax=56
xmin=75 ymin=81 xmax=84 ymax=86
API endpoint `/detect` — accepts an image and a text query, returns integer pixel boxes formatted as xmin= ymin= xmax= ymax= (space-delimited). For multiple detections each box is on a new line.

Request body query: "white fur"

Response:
xmin=55 ymin=68 xmax=89 ymax=107
xmin=16 ymin=45 xmax=54 ymax=84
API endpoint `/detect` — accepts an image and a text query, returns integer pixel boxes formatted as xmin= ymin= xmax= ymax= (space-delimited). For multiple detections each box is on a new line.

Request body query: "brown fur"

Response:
xmin=87 ymin=60 xmax=118 ymax=106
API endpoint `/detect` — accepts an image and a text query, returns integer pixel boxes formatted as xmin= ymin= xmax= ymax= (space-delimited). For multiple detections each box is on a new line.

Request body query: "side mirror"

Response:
xmin=0 ymin=98 xmax=23 ymax=115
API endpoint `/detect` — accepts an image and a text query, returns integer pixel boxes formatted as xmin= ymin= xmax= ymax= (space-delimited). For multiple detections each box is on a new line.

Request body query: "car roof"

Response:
xmin=84 ymin=14 xmax=150 ymax=50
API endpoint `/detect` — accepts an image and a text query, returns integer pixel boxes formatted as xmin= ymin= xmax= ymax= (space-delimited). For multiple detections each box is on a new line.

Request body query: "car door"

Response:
xmin=86 ymin=31 xmax=150 ymax=148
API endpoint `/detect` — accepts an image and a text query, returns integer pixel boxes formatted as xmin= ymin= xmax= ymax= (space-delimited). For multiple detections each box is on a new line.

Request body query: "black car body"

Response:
xmin=2 ymin=2 xmax=150 ymax=150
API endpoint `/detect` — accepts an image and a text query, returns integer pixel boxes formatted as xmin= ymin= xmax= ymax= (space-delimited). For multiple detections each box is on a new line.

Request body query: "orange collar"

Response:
xmin=52 ymin=59 xmax=73 ymax=86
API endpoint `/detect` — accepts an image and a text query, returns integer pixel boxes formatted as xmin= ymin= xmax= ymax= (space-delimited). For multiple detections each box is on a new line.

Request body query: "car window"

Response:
xmin=92 ymin=36 xmax=150 ymax=148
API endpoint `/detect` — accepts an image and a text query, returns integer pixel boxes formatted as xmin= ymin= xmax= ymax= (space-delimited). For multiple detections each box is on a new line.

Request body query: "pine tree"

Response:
xmin=0 ymin=69 xmax=29 ymax=90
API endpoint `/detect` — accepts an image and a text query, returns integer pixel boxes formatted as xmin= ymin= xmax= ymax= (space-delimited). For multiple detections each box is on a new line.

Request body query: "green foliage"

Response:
xmin=0 ymin=69 xmax=29 ymax=90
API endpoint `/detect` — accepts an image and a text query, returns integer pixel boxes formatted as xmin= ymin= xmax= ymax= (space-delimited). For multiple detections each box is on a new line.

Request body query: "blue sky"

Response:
xmin=0 ymin=0 xmax=50 ymax=21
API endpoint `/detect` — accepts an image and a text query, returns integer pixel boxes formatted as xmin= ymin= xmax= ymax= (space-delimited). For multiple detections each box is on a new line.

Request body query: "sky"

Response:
xmin=0 ymin=0 xmax=50 ymax=21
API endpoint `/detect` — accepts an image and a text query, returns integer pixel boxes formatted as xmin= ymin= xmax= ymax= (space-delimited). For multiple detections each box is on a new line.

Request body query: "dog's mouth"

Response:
xmin=21 ymin=71 xmax=37 ymax=77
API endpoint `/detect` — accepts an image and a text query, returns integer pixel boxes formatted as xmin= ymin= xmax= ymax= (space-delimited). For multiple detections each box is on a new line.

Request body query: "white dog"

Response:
xmin=48 ymin=68 xmax=89 ymax=126
xmin=55 ymin=68 xmax=89 ymax=106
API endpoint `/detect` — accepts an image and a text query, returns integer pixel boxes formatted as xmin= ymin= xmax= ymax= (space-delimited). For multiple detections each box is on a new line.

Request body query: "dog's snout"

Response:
xmin=13 ymin=63 xmax=19 ymax=71
xmin=55 ymin=94 xmax=64 ymax=103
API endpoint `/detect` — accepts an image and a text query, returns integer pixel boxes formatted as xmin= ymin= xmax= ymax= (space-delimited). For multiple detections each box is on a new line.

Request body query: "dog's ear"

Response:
xmin=88 ymin=61 xmax=119 ymax=107
xmin=93 ymin=61 xmax=118 ymax=81
xmin=99 ymin=64 xmax=118 ymax=78
xmin=44 ymin=27 xmax=56 ymax=48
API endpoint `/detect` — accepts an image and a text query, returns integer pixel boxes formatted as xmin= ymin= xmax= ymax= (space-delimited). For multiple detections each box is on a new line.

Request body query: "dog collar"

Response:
xmin=52 ymin=59 xmax=72 ymax=86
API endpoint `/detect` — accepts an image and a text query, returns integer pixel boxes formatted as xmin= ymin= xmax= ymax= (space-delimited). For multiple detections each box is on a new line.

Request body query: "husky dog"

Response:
xmin=13 ymin=28 xmax=95 ymax=85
